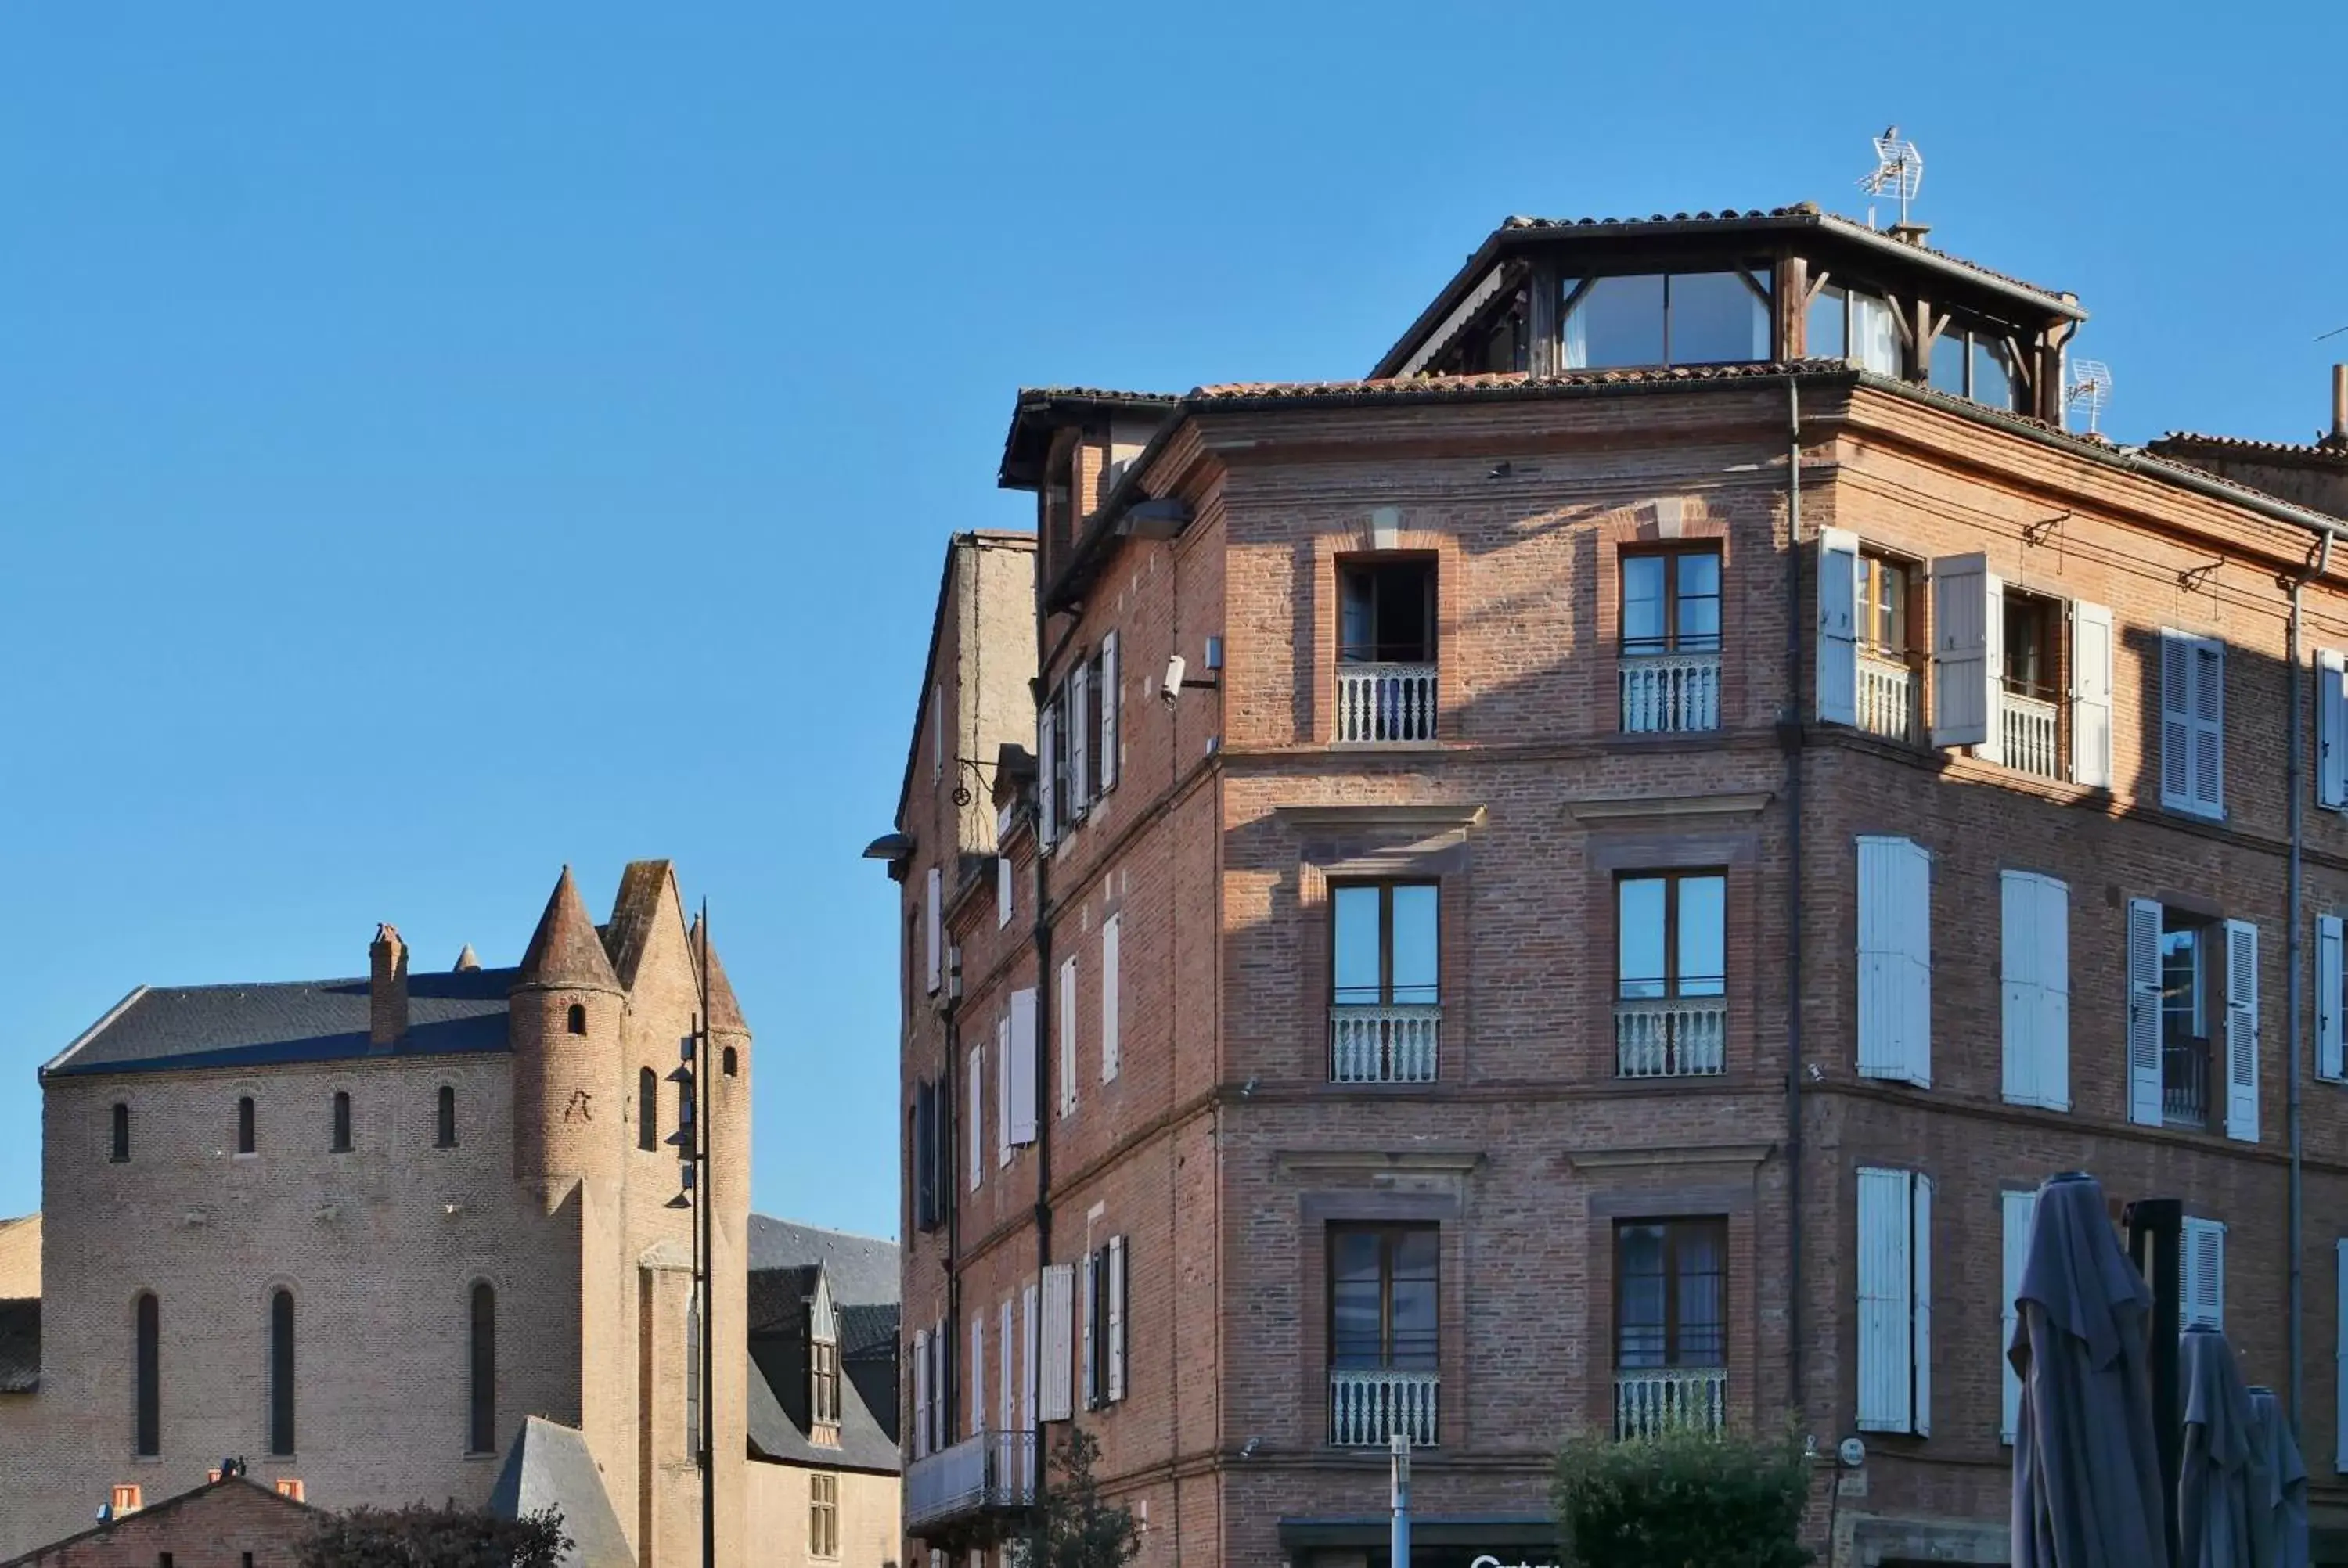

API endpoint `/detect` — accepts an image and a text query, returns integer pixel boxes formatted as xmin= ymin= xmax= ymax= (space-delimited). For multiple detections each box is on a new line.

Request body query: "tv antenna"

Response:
xmin=2066 ymin=358 xmax=2114 ymax=435
xmin=1859 ymin=127 xmax=1924 ymax=228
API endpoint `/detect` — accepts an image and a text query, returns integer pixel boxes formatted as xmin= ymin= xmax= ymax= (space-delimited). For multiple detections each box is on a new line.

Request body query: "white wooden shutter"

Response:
xmin=2320 ymin=914 xmax=2345 ymax=1081
xmin=1857 ymin=836 xmax=1932 ymax=1087
xmin=2001 ymin=1188 xmax=2038 ymax=1444
xmin=1929 ymin=553 xmax=1997 ymax=750
xmin=1021 ymin=1282 xmax=1039 ymax=1430
xmin=2038 ymin=877 xmax=2070 ymax=1110
xmin=925 ymin=868 xmax=942 ymax=994
xmin=2224 ymin=919 xmax=2260 ymax=1143
xmin=2335 ymin=1241 xmax=2348 ymax=1472
xmin=2127 ymin=898 xmax=2165 ymax=1127
xmin=2071 ymin=602 xmax=2113 ymax=788
xmin=968 ymin=1044 xmax=984 ymax=1191
xmin=1068 ymin=664 xmax=1091 ymax=815
xmin=1008 ymin=987 xmax=1038 ymax=1146
xmin=1080 ymin=1250 xmax=1098 ymax=1409
xmin=996 ymin=1014 xmax=1011 ymax=1167
xmin=2182 ymin=1217 xmax=2225 ymax=1329
xmin=997 ymin=856 xmax=1014 ymax=929
xmin=931 ymin=1318 xmax=945 ymax=1452
xmin=2191 ymin=639 xmax=2226 ymax=818
xmin=1912 ymin=1172 xmax=1932 ymax=1438
xmin=1817 ymin=529 xmax=1860 ymax=726
xmin=971 ymin=1314 xmax=985 ymax=1436
xmin=1039 ymin=1264 xmax=1075 ymax=1422
xmin=2160 ymin=630 xmax=2194 ymax=810
xmin=1857 ymin=1167 xmax=1914 ymax=1433
xmin=2000 ymin=872 xmax=2070 ymax=1111
xmin=1058 ymin=956 xmax=1079 ymax=1117
xmin=999 ymin=1298 xmax=1014 ymax=1435
xmin=912 ymin=1328 xmax=931 ymax=1457
xmin=1099 ymin=632 xmax=1120 ymax=792
xmin=1039 ymin=703 xmax=1059 ymax=847
xmin=1100 ymin=914 xmax=1122 ymax=1082
xmin=2321 ymin=650 xmax=2348 ymax=809
xmin=1107 ymin=1235 xmax=1127 ymax=1404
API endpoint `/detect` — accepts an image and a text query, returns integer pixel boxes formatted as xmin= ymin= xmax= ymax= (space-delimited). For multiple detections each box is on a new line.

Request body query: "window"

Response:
xmin=2159 ymin=908 xmax=2216 ymax=1130
xmin=685 ymin=1300 xmax=701 ymax=1462
xmin=1332 ymin=883 xmax=1439 ymax=1009
xmin=912 ymin=1076 xmax=944 ymax=1225
xmin=722 ymin=1046 xmax=738 ymax=1077
xmin=2000 ymin=872 xmax=2071 ymax=1111
xmin=1082 ymin=1236 xmax=1129 ymax=1410
xmin=1997 ymin=588 xmax=2066 ymax=780
xmin=268 ymin=1289 xmax=295 ymax=1456
xmin=1857 ymin=552 xmax=1910 ymax=659
xmin=1563 ymin=270 xmax=1769 ymax=369
xmin=236 ymin=1096 xmax=256 ymax=1156
xmin=110 ymin=1103 xmax=129 ymax=1163
xmin=1338 ymin=559 xmax=1435 ymax=664
xmin=2160 ymin=631 xmax=2226 ymax=818
xmin=470 ymin=1282 xmax=495 ymax=1454
xmin=1856 ymin=1167 xmax=1932 ymax=1437
xmin=1329 ymin=1225 xmax=1438 ymax=1371
xmin=436 ymin=1086 xmax=457 ymax=1149
xmin=135 ymin=1292 xmax=159 ymax=1456
xmin=813 ymin=1338 xmax=841 ymax=1426
xmin=1806 ymin=284 xmax=1900 ymax=374
xmin=1616 ymin=872 xmax=1725 ymax=1001
xmin=2001 ymin=592 xmax=2058 ymax=704
xmin=1615 ymin=1219 xmax=1726 ymax=1368
xmin=566 ymin=1003 xmax=586 ymax=1035
xmin=1619 ymin=549 xmax=1721 ymax=656
xmin=639 ymin=1068 xmax=659 ymax=1153
xmin=331 ymin=1091 xmax=351 ymax=1153
xmin=1928 ymin=325 xmax=2021 ymax=410
xmin=809 ymin=1472 xmax=839 ymax=1559
xmin=1856 ymin=836 xmax=1932 ymax=1088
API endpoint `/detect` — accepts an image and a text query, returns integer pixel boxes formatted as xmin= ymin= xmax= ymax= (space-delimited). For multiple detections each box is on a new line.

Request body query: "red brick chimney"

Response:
xmin=2330 ymin=364 xmax=2346 ymax=447
xmin=370 ymin=925 xmax=408 ymax=1048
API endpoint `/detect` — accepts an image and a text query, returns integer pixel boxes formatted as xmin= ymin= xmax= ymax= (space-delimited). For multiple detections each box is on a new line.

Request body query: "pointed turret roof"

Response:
xmin=514 ymin=867 xmax=621 ymax=992
xmin=690 ymin=912 xmax=748 ymax=1035
xmin=452 ymin=944 xmax=481 ymax=972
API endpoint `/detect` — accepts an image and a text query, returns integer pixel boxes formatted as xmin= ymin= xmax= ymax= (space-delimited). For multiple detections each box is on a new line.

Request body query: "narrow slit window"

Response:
xmin=435 ymin=1085 xmax=457 ymax=1149
xmin=331 ymin=1091 xmax=351 ymax=1153
xmin=110 ymin=1103 xmax=130 ymax=1163
xmin=639 ymin=1067 xmax=659 ymax=1153
xmin=470 ymin=1282 xmax=496 ymax=1454
xmin=268 ymin=1289 xmax=295 ymax=1456
xmin=135 ymin=1293 xmax=160 ymax=1456
xmin=566 ymin=1003 xmax=587 ymax=1035
xmin=236 ymin=1096 xmax=256 ymax=1156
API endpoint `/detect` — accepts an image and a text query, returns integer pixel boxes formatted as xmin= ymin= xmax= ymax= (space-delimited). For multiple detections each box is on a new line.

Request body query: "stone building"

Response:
xmin=0 ymin=859 xmax=900 ymax=1568
xmin=880 ymin=203 xmax=2348 ymax=1566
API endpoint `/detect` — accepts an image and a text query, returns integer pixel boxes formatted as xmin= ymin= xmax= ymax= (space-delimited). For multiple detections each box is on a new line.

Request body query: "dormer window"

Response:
xmin=1806 ymin=284 xmax=1901 ymax=375
xmin=1929 ymin=324 xmax=2022 ymax=411
xmin=812 ymin=1338 xmax=841 ymax=1428
xmin=1563 ymin=271 xmax=1769 ymax=370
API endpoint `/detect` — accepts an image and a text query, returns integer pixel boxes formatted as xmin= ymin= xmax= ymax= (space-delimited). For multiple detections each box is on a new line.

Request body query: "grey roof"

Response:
xmin=747 ymin=1217 xmax=898 ymax=1306
xmin=744 ymin=1216 xmax=901 ymax=1476
xmin=45 ymin=969 xmax=519 ymax=1078
xmin=0 ymin=1298 xmax=35 ymax=1392
xmin=747 ymin=1337 xmax=901 ymax=1476
xmin=489 ymin=1415 xmax=635 ymax=1568
xmin=837 ymin=1302 xmax=899 ymax=1361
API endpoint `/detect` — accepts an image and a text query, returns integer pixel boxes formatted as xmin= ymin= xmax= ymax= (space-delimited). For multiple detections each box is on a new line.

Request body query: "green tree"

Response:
xmin=1552 ymin=1425 xmax=1813 ymax=1568
xmin=301 ymin=1501 xmax=571 ymax=1568
xmin=1031 ymin=1426 xmax=1140 ymax=1568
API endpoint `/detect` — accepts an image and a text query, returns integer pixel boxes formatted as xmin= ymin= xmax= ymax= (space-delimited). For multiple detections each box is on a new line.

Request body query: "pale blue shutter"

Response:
xmin=2336 ymin=1240 xmax=2347 ymax=1472
xmin=1099 ymin=631 xmax=1120 ymax=792
xmin=2182 ymin=1218 xmax=2225 ymax=1329
xmin=2127 ymin=899 xmax=2164 ymax=1127
xmin=1817 ymin=530 xmax=1860 ymax=726
xmin=2001 ymin=872 xmax=2041 ymax=1107
xmin=1039 ymin=703 xmax=1059 ymax=846
xmin=1009 ymin=987 xmax=1038 ymax=1145
xmin=2319 ymin=915 xmax=2345 ymax=1081
xmin=2071 ymin=602 xmax=2114 ymax=788
xmin=1858 ymin=837 xmax=1931 ymax=1086
xmin=2191 ymin=640 xmax=2226 ymax=818
xmin=1856 ymin=1167 xmax=1914 ymax=1432
xmin=1929 ymin=553 xmax=1995 ymax=750
xmin=2160 ymin=630 xmax=2194 ymax=810
xmin=2224 ymin=919 xmax=2259 ymax=1143
xmin=2320 ymin=649 xmax=2347 ymax=810
xmin=1100 ymin=914 xmax=1122 ymax=1083
xmin=1912 ymin=1173 xmax=1932 ymax=1437
xmin=2002 ymin=1188 xmax=2037 ymax=1444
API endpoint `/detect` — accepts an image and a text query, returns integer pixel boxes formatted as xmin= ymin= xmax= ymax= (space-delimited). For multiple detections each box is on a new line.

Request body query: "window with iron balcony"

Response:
xmin=2160 ymin=909 xmax=2218 ymax=1131
xmin=1619 ymin=547 xmax=1723 ymax=734
xmin=1613 ymin=1218 xmax=1727 ymax=1439
xmin=1329 ymin=882 xmax=1439 ymax=1084
xmin=1855 ymin=549 xmax=1920 ymax=743
xmin=1335 ymin=559 xmax=1436 ymax=743
xmin=1615 ymin=872 xmax=1726 ymax=1078
xmin=1327 ymin=1224 xmax=1439 ymax=1447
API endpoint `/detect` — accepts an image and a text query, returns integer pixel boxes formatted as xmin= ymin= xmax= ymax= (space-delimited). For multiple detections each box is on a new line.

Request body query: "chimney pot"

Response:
xmin=369 ymin=925 xmax=408 ymax=1048
xmin=2330 ymin=365 xmax=2346 ymax=444
xmin=110 ymin=1484 xmax=142 ymax=1516
xmin=275 ymin=1478 xmax=305 ymax=1502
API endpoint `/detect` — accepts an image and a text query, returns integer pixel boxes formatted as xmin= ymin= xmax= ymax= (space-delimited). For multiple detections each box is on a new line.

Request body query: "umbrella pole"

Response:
xmin=2127 ymin=1197 xmax=2184 ymax=1567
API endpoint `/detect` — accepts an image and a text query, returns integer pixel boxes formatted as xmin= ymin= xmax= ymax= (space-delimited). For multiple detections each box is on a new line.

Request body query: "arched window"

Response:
xmin=436 ymin=1086 xmax=457 ymax=1149
xmin=684 ymin=1299 xmax=701 ymax=1461
xmin=638 ymin=1068 xmax=658 ymax=1153
xmin=330 ymin=1092 xmax=351 ymax=1153
xmin=134 ymin=1293 xmax=160 ymax=1456
xmin=236 ymin=1096 xmax=256 ymax=1156
xmin=268 ymin=1290 xmax=295 ymax=1456
xmin=566 ymin=1003 xmax=586 ymax=1036
xmin=110 ymin=1103 xmax=130 ymax=1163
xmin=469 ymin=1282 xmax=496 ymax=1454
xmin=722 ymin=1046 xmax=739 ymax=1078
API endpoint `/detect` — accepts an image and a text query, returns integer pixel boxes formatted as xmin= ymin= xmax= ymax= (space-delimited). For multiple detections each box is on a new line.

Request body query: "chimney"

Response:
xmin=110 ymin=1483 xmax=142 ymax=1516
xmin=275 ymin=1478 xmax=306 ymax=1503
xmin=369 ymin=925 xmax=408 ymax=1048
xmin=2329 ymin=364 xmax=2346 ymax=448
xmin=1888 ymin=221 xmax=1932 ymax=248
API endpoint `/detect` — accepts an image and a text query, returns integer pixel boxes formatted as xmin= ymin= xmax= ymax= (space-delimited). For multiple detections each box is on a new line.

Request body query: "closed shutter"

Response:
xmin=2336 ymin=1241 xmax=2347 ymax=1472
xmin=1039 ymin=703 xmax=1058 ymax=847
xmin=1021 ymin=1283 xmax=1038 ymax=1430
xmin=997 ymin=856 xmax=1013 ymax=930
xmin=1817 ymin=529 xmax=1860 ymax=726
xmin=971 ymin=1315 xmax=985 ymax=1437
xmin=2127 ymin=898 xmax=2165 ymax=1127
xmin=1080 ymin=1250 xmax=1099 ymax=1410
xmin=2163 ymin=631 xmax=2226 ymax=816
xmin=2161 ymin=630 xmax=2194 ymax=810
xmin=1101 ymin=914 xmax=1122 ymax=1083
xmin=2071 ymin=602 xmax=2114 ymax=788
xmin=914 ymin=1081 xmax=936 ymax=1227
xmin=2224 ymin=919 xmax=2260 ymax=1144
xmin=1929 ymin=553 xmax=1997 ymax=751
xmin=1068 ymin=664 xmax=1090 ymax=816
xmin=2322 ymin=650 xmax=2348 ymax=809
xmin=1100 ymin=632 xmax=1120 ymax=792
xmin=912 ymin=1328 xmax=931 ymax=1458
xmin=1857 ymin=1167 xmax=1914 ymax=1433
xmin=999 ymin=1298 xmax=1014 ymax=1436
xmin=996 ymin=1015 xmax=1010 ymax=1167
xmin=1857 ymin=836 xmax=1932 ymax=1087
xmin=968 ymin=1045 xmax=984 ymax=1192
xmin=2002 ymin=1188 xmax=2038 ymax=1444
xmin=2000 ymin=872 xmax=2070 ymax=1110
xmin=1107 ymin=1235 xmax=1128 ymax=1404
xmin=1009 ymin=987 xmax=1039 ymax=1146
xmin=1912 ymin=1173 xmax=1932 ymax=1437
xmin=2182 ymin=1217 xmax=2225 ymax=1329
xmin=2319 ymin=915 xmax=2345 ymax=1081
xmin=2191 ymin=640 xmax=2226 ymax=818
xmin=931 ymin=1319 xmax=945 ymax=1453
xmin=925 ymin=869 xmax=942 ymax=994
xmin=1039 ymin=1264 xmax=1075 ymax=1422
xmin=1058 ymin=957 xmax=1079 ymax=1117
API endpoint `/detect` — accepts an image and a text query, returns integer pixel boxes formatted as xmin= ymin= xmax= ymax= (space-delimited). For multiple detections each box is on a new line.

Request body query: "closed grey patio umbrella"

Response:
xmin=2243 ymin=1386 xmax=2307 ymax=1568
xmin=2010 ymin=1172 xmax=2169 ymax=1568
xmin=2179 ymin=1325 xmax=2260 ymax=1568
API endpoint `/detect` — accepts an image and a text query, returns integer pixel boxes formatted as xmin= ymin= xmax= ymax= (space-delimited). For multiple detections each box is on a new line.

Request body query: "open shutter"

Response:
xmin=1079 ymin=1250 xmax=1098 ymax=1410
xmin=1100 ymin=914 xmax=1122 ymax=1082
xmin=1039 ymin=703 xmax=1059 ymax=846
xmin=2182 ymin=1218 xmax=2226 ymax=1329
xmin=1009 ymin=987 xmax=1038 ymax=1146
xmin=1817 ymin=529 xmax=1860 ymax=726
xmin=1021 ymin=1283 xmax=1039 ymax=1430
xmin=2321 ymin=650 xmax=2348 ymax=809
xmin=1107 ymin=1235 xmax=1128 ymax=1403
xmin=2001 ymin=1188 xmax=2038 ymax=1444
xmin=1912 ymin=1173 xmax=1932 ymax=1438
xmin=1099 ymin=632 xmax=1120 ymax=792
xmin=971 ymin=1314 xmax=985 ymax=1437
xmin=2224 ymin=919 xmax=2260 ymax=1143
xmin=1039 ymin=1265 xmax=1075 ymax=1422
xmin=997 ymin=856 xmax=1014 ymax=929
xmin=2194 ymin=640 xmax=2227 ymax=816
xmin=2072 ymin=602 xmax=2114 ymax=788
xmin=2336 ymin=1241 xmax=2347 ymax=1472
xmin=968 ymin=1045 xmax=984 ymax=1191
xmin=996 ymin=1015 xmax=1011 ymax=1167
xmin=912 ymin=1329 xmax=931 ymax=1457
xmin=1058 ymin=957 xmax=1079 ymax=1117
xmin=999 ymin=1298 xmax=1014 ymax=1435
xmin=1929 ymin=553 xmax=1996 ymax=750
xmin=2160 ymin=630 xmax=2194 ymax=810
xmin=2319 ymin=914 xmax=2345 ymax=1081
xmin=925 ymin=868 xmax=942 ymax=994
xmin=2128 ymin=898 xmax=2165 ymax=1126
xmin=1857 ymin=836 xmax=1932 ymax=1087
xmin=2000 ymin=872 xmax=2041 ymax=1107
xmin=2040 ymin=877 xmax=2071 ymax=1110
xmin=1856 ymin=1167 xmax=1914 ymax=1433
xmin=1068 ymin=663 xmax=1091 ymax=815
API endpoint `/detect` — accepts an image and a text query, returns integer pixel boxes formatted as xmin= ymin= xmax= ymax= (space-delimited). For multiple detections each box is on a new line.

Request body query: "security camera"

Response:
xmin=1161 ymin=654 xmax=1187 ymax=708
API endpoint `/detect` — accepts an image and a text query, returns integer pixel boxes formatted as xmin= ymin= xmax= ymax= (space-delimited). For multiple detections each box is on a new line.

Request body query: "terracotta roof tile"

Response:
xmin=1190 ymin=361 xmax=1842 ymax=404
xmin=2151 ymin=431 xmax=2348 ymax=463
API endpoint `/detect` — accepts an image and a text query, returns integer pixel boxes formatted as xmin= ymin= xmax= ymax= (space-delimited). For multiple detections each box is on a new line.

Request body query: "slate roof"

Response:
xmin=744 ymin=1217 xmax=901 ymax=1476
xmin=0 ymin=1298 xmax=36 ymax=1393
xmin=489 ymin=1415 xmax=635 ymax=1568
xmin=44 ymin=968 xmax=519 ymax=1078
xmin=748 ymin=1217 xmax=899 ymax=1307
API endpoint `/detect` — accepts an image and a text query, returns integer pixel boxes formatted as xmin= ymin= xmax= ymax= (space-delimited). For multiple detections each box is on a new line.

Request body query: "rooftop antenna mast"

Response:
xmin=2066 ymin=358 xmax=2114 ymax=436
xmin=1859 ymin=127 xmax=1924 ymax=229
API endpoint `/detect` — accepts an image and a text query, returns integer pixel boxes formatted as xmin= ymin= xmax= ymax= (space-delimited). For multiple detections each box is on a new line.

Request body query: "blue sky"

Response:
xmin=2 ymin=2 xmax=2343 ymax=1240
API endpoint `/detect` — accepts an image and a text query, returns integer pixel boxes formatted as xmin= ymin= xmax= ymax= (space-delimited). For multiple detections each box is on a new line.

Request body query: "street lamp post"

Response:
xmin=665 ymin=900 xmax=718 ymax=1568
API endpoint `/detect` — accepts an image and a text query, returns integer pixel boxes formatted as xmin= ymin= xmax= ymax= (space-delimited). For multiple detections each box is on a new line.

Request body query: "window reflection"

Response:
xmin=1564 ymin=272 xmax=1767 ymax=369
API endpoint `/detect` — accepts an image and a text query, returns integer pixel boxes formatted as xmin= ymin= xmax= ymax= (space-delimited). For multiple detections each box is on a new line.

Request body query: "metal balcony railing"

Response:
xmin=1998 ymin=689 xmax=2062 ymax=780
xmin=1614 ymin=995 xmax=1727 ymax=1077
xmin=1614 ymin=1366 xmax=1727 ymax=1439
xmin=1329 ymin=1368 xmax=1439 ymax=1448
xmin=1857 ymin=653 xmax=1916 ymax=743
xmin=1619 ymin=648 xmax=1722 ymax=733
xmin=1329 ymin=1004 xmax=1441 ymax=1084
xmin=904 ymin=1429 xmax=1037 ymax=1533
xmin=1336 ymin=663 xmax=1438 ymax=743
xmin=2164 ymin=1037 xmax=2210 ymax=1130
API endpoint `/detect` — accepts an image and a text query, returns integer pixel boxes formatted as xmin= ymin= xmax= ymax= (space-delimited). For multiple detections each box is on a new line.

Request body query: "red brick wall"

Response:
xmin=9 ymin=1481 xmax=313 ymax=1568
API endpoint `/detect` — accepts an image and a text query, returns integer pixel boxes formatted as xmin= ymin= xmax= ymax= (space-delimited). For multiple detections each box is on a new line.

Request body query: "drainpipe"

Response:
xmin=1783 ymin=381 xmax=1808 ymax=1402
xmin=2287 ymin=530 xmax=2331 ymax=1436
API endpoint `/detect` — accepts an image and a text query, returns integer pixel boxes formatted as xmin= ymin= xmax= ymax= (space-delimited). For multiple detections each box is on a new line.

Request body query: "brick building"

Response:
xmin=0 ymin=1473 xmax=318 ymax=1568
xmin=880 ymin=201 xmax=2348 ymax=1568
xmin=0 ymin=860 xmax=901 ymax=1568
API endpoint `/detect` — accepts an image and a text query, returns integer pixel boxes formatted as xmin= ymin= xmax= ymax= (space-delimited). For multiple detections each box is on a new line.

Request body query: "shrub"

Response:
xmin=1031 ymin=1426 xmax=1140 ymax=1568
xmin=1552 ymin=1426 xmax=1812 ymax=1568
xmin=301 ymin=1501 xmax=571 ymax=1568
